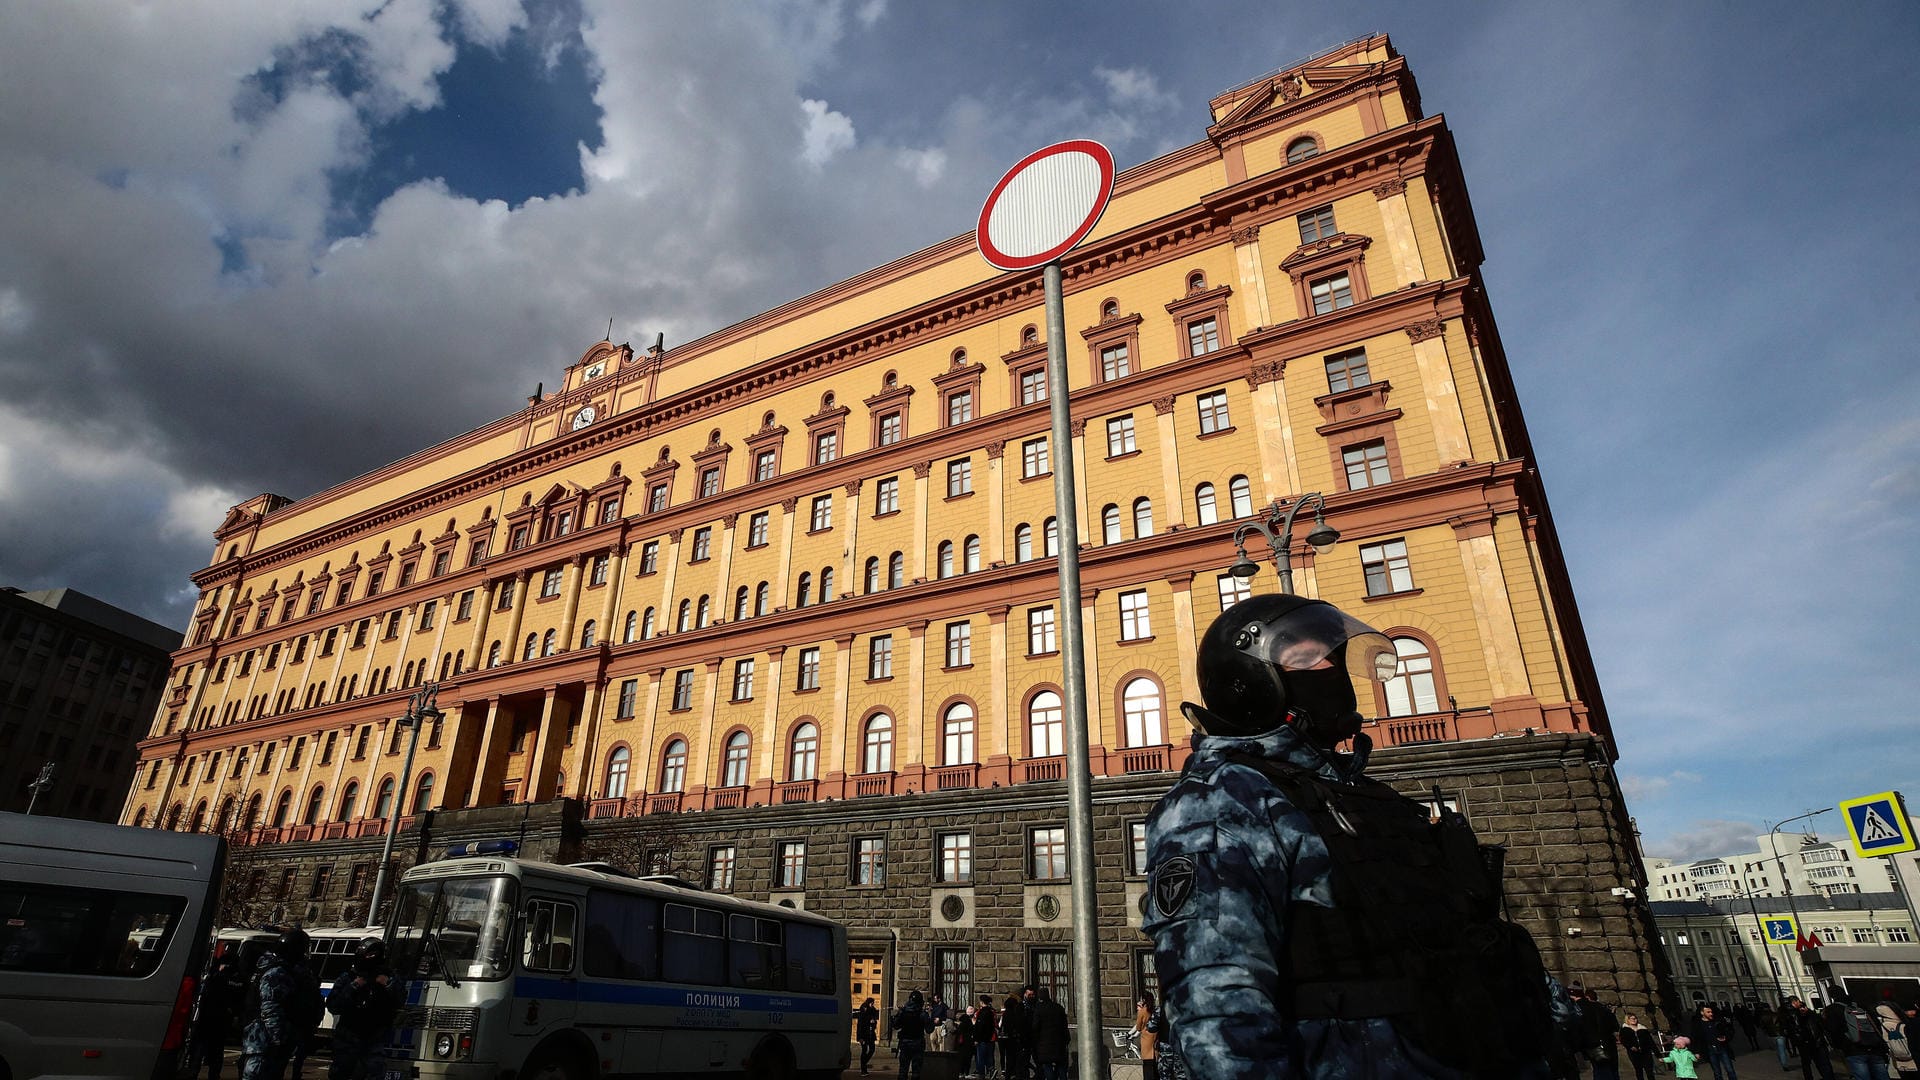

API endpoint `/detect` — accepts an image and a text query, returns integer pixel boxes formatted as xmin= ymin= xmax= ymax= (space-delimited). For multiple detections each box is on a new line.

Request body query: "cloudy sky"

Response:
xmin=2 ymin=1 xmax=1915 ymax=860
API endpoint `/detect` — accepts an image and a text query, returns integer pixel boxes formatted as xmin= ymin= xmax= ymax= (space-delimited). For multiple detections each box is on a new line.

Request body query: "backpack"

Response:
xmin=1840 ymin=1004 xmax=1878 ymax=1047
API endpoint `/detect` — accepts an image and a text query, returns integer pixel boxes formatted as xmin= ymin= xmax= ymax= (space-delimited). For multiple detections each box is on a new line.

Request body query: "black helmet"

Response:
xmin=274 ymin=928 xmax=310 ymax=959
xmin=355 ymin=937 xmax=385 ymax=963
xmin=1194 ymin=594 xmax=1396 ymax=742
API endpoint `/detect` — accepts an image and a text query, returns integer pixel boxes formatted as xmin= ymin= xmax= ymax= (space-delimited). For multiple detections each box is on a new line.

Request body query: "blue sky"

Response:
xmin=0 ymin=1 xmax=1914 ymax=860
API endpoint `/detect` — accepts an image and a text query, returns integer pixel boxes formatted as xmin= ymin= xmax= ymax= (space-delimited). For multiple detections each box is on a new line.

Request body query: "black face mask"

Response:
xmin=1280 ymin=656 xmax=1360 ymax=746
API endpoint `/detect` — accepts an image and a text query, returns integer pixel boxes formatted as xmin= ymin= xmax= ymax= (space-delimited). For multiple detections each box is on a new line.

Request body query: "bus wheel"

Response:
xmin=520 ymin=1041 xmax=592 ymax=1080
xmin=744 ymin=1035 xmax=796 ymax=1080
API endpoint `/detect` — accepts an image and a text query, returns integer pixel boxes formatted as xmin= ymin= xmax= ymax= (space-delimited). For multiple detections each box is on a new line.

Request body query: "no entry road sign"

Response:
xmin=976 ymin=140 xmax=1114 ymax=271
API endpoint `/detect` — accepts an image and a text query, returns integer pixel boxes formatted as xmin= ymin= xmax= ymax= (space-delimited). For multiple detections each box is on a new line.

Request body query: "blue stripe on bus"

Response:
xmin=512 ymin=977 xmax=841 ymax=1014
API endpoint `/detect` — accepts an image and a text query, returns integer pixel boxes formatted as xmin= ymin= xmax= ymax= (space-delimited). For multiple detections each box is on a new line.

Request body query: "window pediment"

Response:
xmin=1279 ymin=232 xmax=1373 ymax=279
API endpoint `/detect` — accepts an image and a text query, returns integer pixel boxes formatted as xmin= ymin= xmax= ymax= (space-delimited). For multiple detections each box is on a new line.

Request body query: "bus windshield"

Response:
xmin=388 ymin=875 xmax=517 ymax=982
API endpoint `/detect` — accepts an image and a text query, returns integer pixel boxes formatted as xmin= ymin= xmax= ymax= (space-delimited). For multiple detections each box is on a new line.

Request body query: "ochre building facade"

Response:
xmin=125 ymin=36 xmax=1674 ymax=1028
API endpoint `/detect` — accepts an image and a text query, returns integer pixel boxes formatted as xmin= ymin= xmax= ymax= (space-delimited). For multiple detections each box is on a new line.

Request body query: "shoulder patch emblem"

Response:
xmin=1152 ymin=855 xmax=1196 ymax=917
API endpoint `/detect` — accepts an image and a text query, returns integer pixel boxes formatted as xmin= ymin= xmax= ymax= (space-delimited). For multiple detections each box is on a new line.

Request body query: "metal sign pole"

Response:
xmin=368 ymin=683 xmax=437 ymax=927
xmin=1044 ymin=261 xmax=1104 ymax=1078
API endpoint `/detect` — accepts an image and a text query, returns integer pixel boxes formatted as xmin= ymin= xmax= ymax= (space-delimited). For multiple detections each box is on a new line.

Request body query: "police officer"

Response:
xmin=240 ymin=929 xmax=323 ymax=1080
xmin=326 ymin=938 xmax=399 ymax=1080
xmin=1142 ymin=594 xmax=1559 ymax=1078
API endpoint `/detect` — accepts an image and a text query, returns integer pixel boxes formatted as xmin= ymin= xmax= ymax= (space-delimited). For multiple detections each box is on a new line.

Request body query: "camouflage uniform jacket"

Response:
xmin=242 ymin=951 xmax=319 ymax=1053
xmin=1142 ymin=725 xmax=1467 ymax=1079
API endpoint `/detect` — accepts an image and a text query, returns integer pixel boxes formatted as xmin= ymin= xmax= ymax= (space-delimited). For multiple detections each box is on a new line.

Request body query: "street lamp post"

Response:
xmin=1229 ymin=494 xmax=1340 ymax=595
xmin=1734 ymin=887 xmax=1785 ymax=1004
xmin=24 ymin=762 xmax=56 ymax=815
xmin=368 ymin=683 xmax=442 ymax=928
xmin=1767 ymin=808 xmax=1831 ymax=999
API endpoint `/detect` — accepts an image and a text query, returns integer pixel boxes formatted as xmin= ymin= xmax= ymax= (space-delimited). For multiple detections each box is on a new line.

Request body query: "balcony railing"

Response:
xmin=1023 ymin=757 xmax=1065 ymax=783
xmin=1119 ymin=746 xmax=1168 ymax=774
xmin=646 ymin=793 xmax=682 ymax=814
xmin=854 ymin=773 xmax=895 ymax=798
xmin=711 ymin=788 xmax=746 ymax=810
xmin=778 ymin=780 xmax=817 ymax=804
xmin=589 ymin=797 xmax=626 ymax=819
xmin=1380 ymin=713 xmax=1454 ymax=746
xmin=932 ymin=764 xmax=978 ymax=791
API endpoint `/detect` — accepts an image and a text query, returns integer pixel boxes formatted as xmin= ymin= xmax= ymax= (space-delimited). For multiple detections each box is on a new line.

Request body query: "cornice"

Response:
xmin=1207 ymin=56 xmax=1413 ymax=146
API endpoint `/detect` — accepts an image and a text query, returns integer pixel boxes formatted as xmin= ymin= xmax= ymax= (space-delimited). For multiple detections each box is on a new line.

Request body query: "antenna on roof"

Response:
xmin=653 ymin=332 xmax=665 ymax=355
xmin=606 ymin=317 xmax=613 ymax=342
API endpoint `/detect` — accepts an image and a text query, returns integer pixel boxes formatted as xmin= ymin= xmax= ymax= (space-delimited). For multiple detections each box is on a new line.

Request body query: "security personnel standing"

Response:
xmin=326 ymin=938 xmax=400 ymax=1080
xmin=1142 ymin=594 xmax=1561 ymax=1078
xmin=239 ymin=929 xmax=323 ymax=1080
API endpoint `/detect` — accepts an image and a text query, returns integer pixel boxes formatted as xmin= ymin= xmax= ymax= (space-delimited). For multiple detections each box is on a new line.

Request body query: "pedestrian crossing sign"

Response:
xmin=1838 ymin=791 xmax=1917 ymax=859
xmin=1762 ymin=916 xmax=1798 ymax=945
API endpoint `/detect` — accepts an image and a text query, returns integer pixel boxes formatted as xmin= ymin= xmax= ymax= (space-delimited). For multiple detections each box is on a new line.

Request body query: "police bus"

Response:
xmin=383 ymin=841 xmax=849 ymax=1080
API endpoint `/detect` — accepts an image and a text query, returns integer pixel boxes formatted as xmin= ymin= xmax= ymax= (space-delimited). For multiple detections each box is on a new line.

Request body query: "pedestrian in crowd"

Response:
xmin=1825 ymin=991 xmax=1889 ymax=1080
xmin=325 ymin=939 xmax=399 ymax=1080
xmin=1786 ymin=998 xmax=1838 ymax=1080
xmin=1618 ymin=1012 xmax=1659 ymax=1080
xmin=1133 ymin=991 xmax=1162 ymax=1080
xmin=1141 ymin=595 xmax=1562 ymax=1079
xmin=1568 ymin=982 xmax=1621 ymax=1080
xmin=970 ymin=995 xmax=997 ymax=1079
xmin=1738 ymin=1006 xmax=1763 ymax=1053
xmin=1666 ymin=1036 xmax=1704 ymax=1079
xmin=1027 ymin=988 xmax=1069 ymax=1080
xmin=187 ymin=954 xmax=246 ymax=1080
xmin=1760 ymin=1005 xmax=1792 ymax=1072
xmin=892 ymin=990 xmax=930 ymax=1080
xmin=1690 ymin=1003 xmax=1740 ymax=1080
xmin=1876 ymin=996 xmax=1917 ymax=1077
xmin=238 ymin=929 xmax=322 ymax=1080
xmin=929 ymin=991 xmax=950 ymax=1026
xmin=999 ymin=989 xmax=1030 ymax=1080
xmin=855 ymin=997 xmax=880 ymax=1076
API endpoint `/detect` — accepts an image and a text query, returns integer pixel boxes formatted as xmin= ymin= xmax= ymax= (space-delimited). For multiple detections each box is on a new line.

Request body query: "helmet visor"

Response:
xmin=1253 ymin=603 xmax=1397 ymax=683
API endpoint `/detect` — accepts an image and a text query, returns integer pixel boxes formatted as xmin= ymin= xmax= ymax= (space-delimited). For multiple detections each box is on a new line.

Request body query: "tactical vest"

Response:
xmin=1225 ymin=752 xmax=1554 ymax=1077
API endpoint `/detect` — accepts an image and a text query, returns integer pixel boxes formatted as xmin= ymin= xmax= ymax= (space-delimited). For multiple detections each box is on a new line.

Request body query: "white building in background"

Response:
xmin=1644 ymin=819 xmax=1920 ymax=903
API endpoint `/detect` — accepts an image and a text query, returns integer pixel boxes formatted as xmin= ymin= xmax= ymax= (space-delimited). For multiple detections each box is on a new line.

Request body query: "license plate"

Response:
xmin=383 ymin=1069 xmax=407 ymax=1080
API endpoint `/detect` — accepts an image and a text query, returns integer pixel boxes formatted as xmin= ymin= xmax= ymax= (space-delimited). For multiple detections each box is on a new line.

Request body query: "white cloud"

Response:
xmin=1644 ymin=819 xmax=1765 ymax=862
xmin=0 ymin=288 xmax=31 ymax=335
xmin=447 ymin=0 xmax=528 ymax=49
xmin=1097 ymin=66 xmax=1177 ymax=110
xmin=799 ymin=98 xmax=857 ymax=167
xmin=896 ymin=147 xmax=946 ymax=188
xmin=855 ymin=0 xmax=887 ymax=28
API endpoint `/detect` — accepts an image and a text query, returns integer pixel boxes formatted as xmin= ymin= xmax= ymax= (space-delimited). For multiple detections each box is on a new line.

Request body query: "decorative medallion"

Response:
xmin=1034 ymin=894 xmax=1061 ymax=922
xmin=941 ymin=895 xmax=966 ymax=922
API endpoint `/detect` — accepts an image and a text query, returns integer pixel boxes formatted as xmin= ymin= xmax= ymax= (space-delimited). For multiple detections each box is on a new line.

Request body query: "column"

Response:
xmin=1246 ymin=360 xmax=1302 ymax=500
xmin=321 ymin=622 xmax=352 ymax=704
xmin=694 ymin=661 xmax=722 ymax=791
xmin=1453 ymin=518 xmax=1532 ymax=701
xmin=1462 ymin=320 xmax=1509 ymax=460
xmin=1405 ymin=319 xmax=1474 ymax=465
xmin=1069 ymin=420 xmax=1091 ymax=546
xmin=323 ymin=725 xmax=354 ymax=820
xmin=525 ymin=689 xmax=565 ymax=802
xmin=906 ymin=620 xmax=928 ymax=766
xmin=424 ymin=590 xmax=455 ymax=676
xmin=566 ymin=681 xmax=605 ymax=800
xmin=1371 ymin=178 xmax=1427 ymax=288
xmin=839 ymin=481 xmax=863 ymax=595
xmin=774 ymin=499 xmax=799 ymax=598
xmin=263 ymin=647 xmax=292 ymax=717
xmin=657 ymin=531 xmax=684 ymax=625
xmin=360 ymin=718 xmax=391 ymax=818
xmin=910 ymin=463 xmax=931 ymax=581
xmin=712 ymin=515 xmax=739 ymax=619
xmin=557 ymin=556 xmax=586 ymax=649
xmin=237 ymin=649 xmax=266 ymax=720
xmin=293 ymin=729 xmax=322 ymax=822
xmin=757 ymin=646 xmax=787 ymax=781
xmin=829 ymin=635 xmax=856 ymax=774
xmin=984 ymin=442 xmax=1007 ymax=565
xmin=465 ymin=699 xmax=508 ymax=807
xmin=389 ymin=604 xmax=419 ymax=688
xmin=464 ymin=577 xmax=496 ymax=665
xmin=986 ymin=606 xmax=1010 ymax=760
xmin=438 ymin=702 xmax=485 ymax=809
xmin=498 ymin=570 xmax=532 ymax=661
xmin=596 ymin=545 xmax=627 ymax=642
xmin=1080 ymin=591 xmax=1103 ymax=751
xmin=1152 ymin=397 xmax=1185 ymax=528
xmin=1167 ymin=572 xmax=1202 ymax=712
xmin=636 ymin=670 xmax=664 ymax=795
xmin=1230 ymin=224 xmax=1275 ymax=329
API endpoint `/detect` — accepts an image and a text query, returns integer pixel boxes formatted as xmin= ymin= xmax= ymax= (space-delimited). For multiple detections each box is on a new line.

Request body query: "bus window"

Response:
xmin=523 ymin=899 xmax=577 ymax=973
xmin=583 ymin=890 xmax=660 ymax=981
xmin=729 ymin=914 xmax=786 ymax=991
xmin=663 ymin=903 xmax=725 ymax=986
xmin=786 ymin=921 xmax=835 ymax=995
xmin=0 ymin=880 xmax=185 ymax=977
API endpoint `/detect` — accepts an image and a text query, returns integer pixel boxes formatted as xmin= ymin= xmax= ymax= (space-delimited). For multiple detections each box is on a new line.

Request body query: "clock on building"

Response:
xmin=572 ymin=405 xmax=596 ymax=430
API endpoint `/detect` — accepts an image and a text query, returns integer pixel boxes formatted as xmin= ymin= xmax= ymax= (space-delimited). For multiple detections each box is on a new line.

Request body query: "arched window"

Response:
xmin=937 ymin=541 xmax=955 ymax=579
xmin=580 ymin=620 xmax=596 ymax=648
xmin=245 ymin=792 xmax=263 ymax=830
xmin=217 ymin=796 xmax=236 ymax=834
xmin=819 ymin=567 xmax=835 ymax=600
xmin=338 ymin=781 xmax=359 ymax=821
xmin=1102 ymin=504 xmax=1122 ymax=544
xmin=133 ymin=806 xmax=148 ymax=828
xmin=659 ymin=740 xmax=688 ymax=793
xmin=1682 ymin=957 xmax=1699 ymax=976
xmin=605 ymin=747 xmax=631 ymax=799
xmin=863 ymin=714 xmax=894 ymax=773
xmin=542 ymin=628 xmax=557 ymax=656
xmin=1196 ymin=483 xmax=1219 ymax=525
xmin=523 ymin=633 xmax=538 ymax=661
xmin=789 ymin=723 xmax=819 ymax=782
xmin=412 ymin=773 xmax=435 ymax=814
xmin=942 ymin=703 xmax=976 ymax=766
xmin=453 ymin=649 xmax=464 ymax=675
xmin=488 ymin=641 xmax=502 ymax=667
xmin=1101 ymin=299 xmax=1119 ymax=320
xmin=1015 ymin=524 xmax=1033 ymax=562
xmin=190 ymin=800 xmax=209 ymax=833
xmin=734 ymin=586 xmax=751 ymax=621
xmin=1230 ymin=475 xmax=1254 ymax=518
xmin=165 ymin=803 xmax=182 ymax=830
xmin=865 ymin=557 xmax=881 ymax=594
xmin=1286 ymin=136 xmax=1320 ymax=164
xmin=1044 ymin=517 xmax=1060 ymax=557
xmin=755 ymin=582 xmax=770 ymax=616
xmin=1384 ymin=637 xmax=1440 ymax=717
xmin=677 ymin=599 xmax=693 ymax=632
xmin=964 ymin=535 xmax=981 ymax=572
xmin=695 ymin=595 xmax=711 ymax=628
xmin=438 ymin=654 xmax=452 ymax=681
xmin=1133 ymin=498 xmax=1154 ymax=538
xmin=1707 ymin=956 xmax=1723 ymax=976
xmin=273 ymin=789 xmax=293 ymax=827
xmin=1187 ymin=270 xmax=1207 ymax=293
xmin=1029 ymin=690 xmax=1064 ymax=757
xmin=888 ymin=552 xmax=905 ymax=589
xmin=722 ymin=731 xmax=751 ymax=788
xmin=1123 ymin=678 xmax=1164 ymax=747
xmin=373 ymin=777 xmax=396 ymax=819
xmin=641 ymin=607 xmax=656 ymax=638
xmin=304 ymin=786 xmax=325 ymax=825
xmin=796 ymin=572 xmax=813 ymax=607
xmin=623 ymin=610 xmax=638 ymax=643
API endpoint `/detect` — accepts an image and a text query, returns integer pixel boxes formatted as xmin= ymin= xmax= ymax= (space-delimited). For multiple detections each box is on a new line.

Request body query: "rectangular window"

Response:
xmin=1325 ymin=348 xmax=1371 ymax=392
xmin=510 ymin=526 xmax=530 ymax=550
xmin=1100 ymin=343 xmax=1131 ymax=381
xmin=945 ymin=390 xmax=973 ymax=426
xmin=1119 ymin=589 xmax=1152 ymax=640
xmin=1022 ymin=438 xmax=1050 ymax=478
xmin=336 ymin=581 xmax=353 ymax=606
xmin=754 ymin=449 xmax=777 ymax=483
xmin=1187 ymin=316 xmax=1221 ymax=356
xmin=1019 ymin=367 xmax=1047 ymax=404
xmin=432 ymin=550 xmax=452 ymax=578
xmin=938 ymin=832 xmax=972 ymax=883
xmin=469 ymin=540 xmax=487 ymax=566
xmin=854 ymin=836 xmax=886 ymax=886
xmin=813 ymin=430 xmax=838 ymax=465
xmin=456 ymin=590 xmax=474 ymax=621
xmin=1360 ymin=540 xmax=1415 ymax=596
xmin=495 ymin=579 xmax=515 ymax=611
xmin=1106 ymin=416 xmax=1137 ymax=457
xmin=709 ymin=846 xmax=736 ymax=891
xmin=383 ymin=612 xmax=401 ymax=641
xmin=417 ymin=600 xmax=437 ymax=632
xmin=307 ymin=591 xmax=324 ymax=616
xmin=590 ymin=555 xmax=609 ymax=586
xmin=1217 ymin=572 xmax=1252 ymax=611
xmin=877 ymin=412 xmax=902 ymax=446
xmin=616 ymin=679 xmax=638 ymax=719
xmin=946 ymin=458 xmax=972 ymax=497
xmin=541 ymin=568 xmax=563 ymax=598
xmin=934 ymin=947 xmax=972 ymax=1012
xmin=320 ymin=629 xmax=337 ymax=657
xmin=1310 ymin=271 xmax=1355 ymax=315
xmin=747 ymin=512 xmax=769 ymax=547
xmin=521 ymin=899 xmax=577 ymax=973
xmin=1029 ymin=826 xmax=1068 ymax=880
xmin=1342 ymin=441 xmax=1393 ymax=490
xmin=555 ymin=511 xmax=573 ymax=537
xmin=1032 ymin=948 xmax=1071 ymax=1010
xmin=671 ymin=670 xmax=694 ymax=711
xmin=796 ymin=647 xmax=820 ymax=691
xmin=640 ymin=541 xmax=660 ymax=574
xmin=600 ymin=498 xmax=621 ymax=524
xmin=699 ymin=466 xmax=721 ymax=499
xmin=1129 ymin=821 xmax=1150 ymax=876
xmin=1891 ymin=927 xmax=1914 ymax=943
xmin=1028 ymin=606 xmax=1057 ymax=655
xmin=691 ymin=527 xmax=712 ymax=561
xmin=868 ymin=635 xmax=893 ymax=680
xmin=1297 ymin=205 xmax=1336 ymax=244
xmin=809 ymin=495 xmax=833 ymax=532
xmin=308 ymin=865 xmax=333 ymax=900
xmin=648 ymin=483 xmax=669 ymax=514
xmin=732 ymin=659 xmax=755 ymax=701
xmin=1196 ymin=390 xmax=1231 ymax=434
xmin=944 ymin=622 xmax=971 ymax=668
xmin=398 ymin=563 xmax=416 ymax=587
xmin=352 ymin=621 xmax=370 ymax=649
xmin=875 ymin=477 xmax=900 ymax=515
xmin=777 ymin=841 xmax=806 ymax=888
